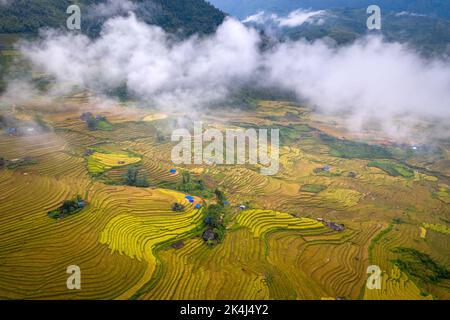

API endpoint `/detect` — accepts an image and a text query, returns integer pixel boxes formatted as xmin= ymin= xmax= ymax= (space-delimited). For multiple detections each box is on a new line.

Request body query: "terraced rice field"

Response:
xmin=367 ymin=223 xmax=450 ymax=300
xmin=0 ymin=169 xmax=203 ymax=299
xmin=0 ymin=100 xmax=448 ymax=300
xmin=140 ymin=229 xmax=270 ymax=300
xmin=423 ymin=223 xmax=450 ymax=235
xmin=363 ymin=266 xmax=433 ymax=300
xmin=236 ymin=209 xmax=326 ymax=238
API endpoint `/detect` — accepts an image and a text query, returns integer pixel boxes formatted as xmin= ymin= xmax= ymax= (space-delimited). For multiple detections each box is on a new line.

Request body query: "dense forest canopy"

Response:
xmin=0 ymin=0 xmax=225 ymax=36
xmin=208 ymin=0 xmax=450 ymax=56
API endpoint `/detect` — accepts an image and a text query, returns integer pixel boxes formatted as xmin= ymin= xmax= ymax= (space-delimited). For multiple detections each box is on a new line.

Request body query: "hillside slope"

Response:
xmin=209 ymin=0 xmax=450 ymax=55
xmin=0 ymin=0 xmax=225 ymax=36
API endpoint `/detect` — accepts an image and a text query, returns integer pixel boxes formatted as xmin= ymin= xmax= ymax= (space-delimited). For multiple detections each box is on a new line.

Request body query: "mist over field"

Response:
xmin=2 ymin=8 xmax=450 ymax=139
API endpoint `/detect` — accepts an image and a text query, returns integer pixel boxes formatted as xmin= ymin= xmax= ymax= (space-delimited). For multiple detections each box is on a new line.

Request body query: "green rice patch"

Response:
xmin=300 ymin=184 xmax=327 ymax=193
xmin=87 ymin=149 xmax=142 ymax=175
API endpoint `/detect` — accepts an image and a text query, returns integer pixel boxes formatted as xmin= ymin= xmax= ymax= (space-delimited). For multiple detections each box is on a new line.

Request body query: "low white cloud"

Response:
xmin=19 ymin=15 xmax=260 ymax=109
xmin=265 ymin=37 xmax=450 ymax=136
xmin=5 ymin=13 xmax=450 ymax=140
xmin=242 ymin=11 xmax=269 ymax=24
xmin=278 ymin=9 xmax=327 ymax=27
xmin=243 ymin=9 xmax=327 ymax=28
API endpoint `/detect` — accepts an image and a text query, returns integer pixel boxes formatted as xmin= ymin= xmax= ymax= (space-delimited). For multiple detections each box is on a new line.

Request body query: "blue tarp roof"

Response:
xmin=195 ymin=204 xmax=201 ymax=209
xmin=169 ymin=169 xmax=177 ymax=173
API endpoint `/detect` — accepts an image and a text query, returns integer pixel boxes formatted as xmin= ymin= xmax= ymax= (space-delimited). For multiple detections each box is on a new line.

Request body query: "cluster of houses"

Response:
xmin=347 ymin=171 xmax=357 ymax=178
xmin=80 ymin=112 xmax=94 ymax=121
xmin=2 ymin=114 xmax=39 ymax=137
xmin=80 ymin=112 xmax=109 ymax=131
xmin=317 ymin=218 xmax=345 ymax=232
xmin=80 ymin=112 xmax=107 ymax=122
xmin=172 ymin=240 xmax=184 ymax=249
xmin=77 ymin=199 xmax=87 ymax=208
xmin=5 ymin=127 xmax=18 ymax=135
xmin=314 ymin=165 xmax=358 ymax=178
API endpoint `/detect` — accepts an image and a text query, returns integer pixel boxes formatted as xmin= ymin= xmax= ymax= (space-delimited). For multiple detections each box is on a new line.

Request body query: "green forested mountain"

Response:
xmin=0 ymin=0 xmax=225 ymax=36
xmin=278 ymin=8 xmax=450 ymax=55
xmin=208 ymin=0 xmax=450 ymax=55
xmin=0 ymin=0 xmax=225 ymax=94
xmin=208 ymin=0 xmax=450 ymax=19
